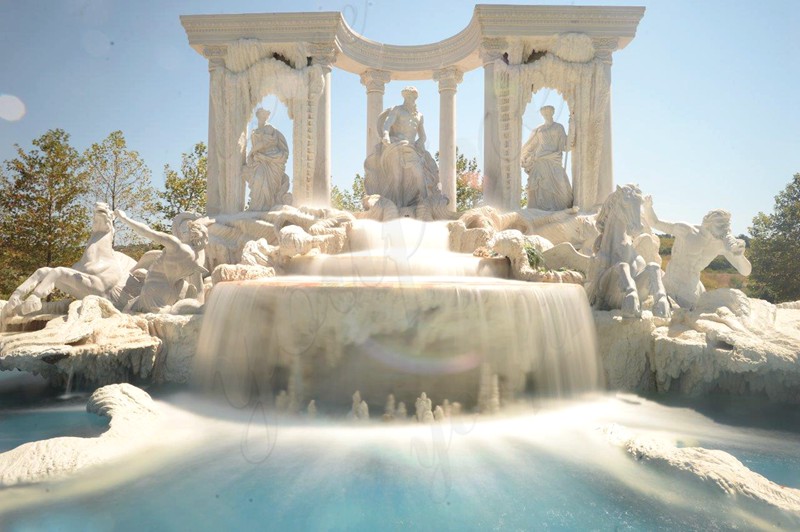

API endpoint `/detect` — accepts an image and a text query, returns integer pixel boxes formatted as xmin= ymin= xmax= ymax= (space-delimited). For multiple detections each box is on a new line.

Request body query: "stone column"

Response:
xmin=203 ymin=45 xmax=228 ymax=216
xmin=593 ymin=38 xmax=616 ymax=208
xmin=480 ymin=38 xmax=507 ymax=208
xmin=309 ymin=44 xmax=337 ymax=207
xmin=433 ymin=67 xmax=463 ymax=211
xmin=360 ymin=70 xmax=391 ymax=158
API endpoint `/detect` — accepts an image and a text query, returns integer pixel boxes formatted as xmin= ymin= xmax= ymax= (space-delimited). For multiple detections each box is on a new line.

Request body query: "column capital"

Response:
xmin=360 ymin=69 xmax=392 ymax=93
xmin=433 ymin=67 xmax=463 ymax=93
xmin=307 ymin=42 xmax=338 ymax=67
xmin=479 ymin=38 xmax=508 ymax=65
xmin=203 ymin=45 xmax=227 ymax=70
xmin=592 ymin=37 xmax=618 ymax=65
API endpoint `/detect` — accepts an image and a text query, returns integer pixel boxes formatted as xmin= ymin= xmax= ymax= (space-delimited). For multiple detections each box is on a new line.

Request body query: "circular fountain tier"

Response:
xmin=194 ymin=275 xmax=601 ymax=409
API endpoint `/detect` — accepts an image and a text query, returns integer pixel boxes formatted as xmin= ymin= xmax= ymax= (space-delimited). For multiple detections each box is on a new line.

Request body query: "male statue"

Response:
xmin=521 ymin=105 xmax=573 ymax=211
xmin=643 ymin=197 xmax=751 ymax=309
xmin=114 ymin=210 xmax=208 ymax=313
xmin=364 ymin=86 xmax=446 ymax=210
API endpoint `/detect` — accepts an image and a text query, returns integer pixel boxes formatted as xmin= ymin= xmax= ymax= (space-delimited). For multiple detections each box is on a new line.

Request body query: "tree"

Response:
xmin=0 ymin=129 xmax=90 ymax=298
xmin=746 ymin=173 xmax=800 ymax=303
xmin=159 ymin=142 xmax=207 ymax=222
xmin=84 ymin=130 xmax=157 ymax=244
xmin=331 ymin=173 xmax=365 ymax=212
xmin=454 ymin=150 xmax=484 ymax=212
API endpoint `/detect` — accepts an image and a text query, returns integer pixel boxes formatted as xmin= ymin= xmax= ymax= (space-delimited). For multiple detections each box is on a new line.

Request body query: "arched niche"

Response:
xmin=243 ymin=95 xmax=294 ymax=208
xmin=520 ymin=88 xmax=573 ymax=210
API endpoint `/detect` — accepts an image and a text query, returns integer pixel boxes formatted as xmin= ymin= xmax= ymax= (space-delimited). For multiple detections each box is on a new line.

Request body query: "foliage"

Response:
xmin=331 ymin=173 xmax=365 ymax=212
xmin=524 ymin=244 xmax=544 ymax=270
xmin=746 ymin=173 xmax=800 ymax=303
xmin=444 ymin=149 xmax=484 ymax=212
xmin=159 ymin=142 xmax=207 ymax=222
xmin=0 ymin=129 xmax=90 ymax=298
xmin=84 ymin=130 xmax=158 ymax=245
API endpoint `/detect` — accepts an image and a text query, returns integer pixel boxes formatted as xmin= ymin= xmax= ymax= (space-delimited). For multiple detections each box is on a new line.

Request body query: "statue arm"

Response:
xmin=114 ymin=210 xmax=179 ymax=249
xmin=643 ymin=196 xmax=685 ymax=235
xmin=417 ymin=115 xmax=426 ymax=145
xmin=724 ymin=250 xmax=752 ymax=276
xmin=381 ymin=110 xmax=396 ymax=144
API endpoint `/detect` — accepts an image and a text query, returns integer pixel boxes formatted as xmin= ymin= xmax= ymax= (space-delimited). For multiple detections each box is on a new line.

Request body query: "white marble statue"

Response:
xmin=643 ymin=197 xmax=751 ymax=309
xmin=243 ymin=108 xmax=292 ymax=212
xmin=114 ymin=210 xmax=208 ymax=313
xmin=586 ymin=184 xmax=670 ymax=319
xmin=521 ymin=106 xmax=573 ymax=211
xmin=1 ymin=203 xmax=137 ymax=324
xmin=364 ymin=86 xmax=447 ymax=210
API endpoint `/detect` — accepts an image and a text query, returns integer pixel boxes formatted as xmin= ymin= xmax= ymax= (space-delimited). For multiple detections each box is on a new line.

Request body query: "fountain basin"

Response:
xmin=194 ymin=276 xmax=601 ymax=408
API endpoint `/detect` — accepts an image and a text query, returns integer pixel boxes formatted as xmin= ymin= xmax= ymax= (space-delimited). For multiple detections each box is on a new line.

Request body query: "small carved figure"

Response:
xmin=522 ymin=106 xmax=573 ymax=211
xmin=243 ymin=108 xmax=292 ymax=212
xmin=1 ymin=203 xmax=136 ymax=324
xmin=364 ymin=87 xmax=448 ymax=210
xmin=114 ymin=210 xmax=208 ymax=313
xmin=585 ymin=185 xmax=670 ymax=319
xmin=643 ymin=197 xmax=751 ymax=309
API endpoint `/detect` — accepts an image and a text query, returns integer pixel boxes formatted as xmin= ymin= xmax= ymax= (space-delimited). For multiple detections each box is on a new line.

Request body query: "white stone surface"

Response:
xmin=0 ymin=296 xmax=160 ymax=386
xmin=522 ymin=106 xmax=573 ymax=211
xmin=597 ymin=289 xmax=800 ymax=402
xmin=605 ymin=424 xmax=800 ymax=520
xmin=364 ymin=87 xmax=449 ymax=213
xmin=643 ymin=196 xmax=751 ymax=309
xmin=1 ymin=203 xmax=137 ymax=327
xmin=0 ymin=384 xmax=159 ymax=487
xmin=115 ymin=210 xmax=208 ymax=314
xmin=147 ymin=313 xmax=204 ymax=384
xmin=243 ymin=108 xmax=292 ymax=211
xmin=586 ymin=185 xmax=670 ymax=319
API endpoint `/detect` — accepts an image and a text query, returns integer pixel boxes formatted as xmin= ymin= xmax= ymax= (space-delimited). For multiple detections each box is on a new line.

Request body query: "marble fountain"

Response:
xmin=2 ymin=5 xmax=800 ymax=530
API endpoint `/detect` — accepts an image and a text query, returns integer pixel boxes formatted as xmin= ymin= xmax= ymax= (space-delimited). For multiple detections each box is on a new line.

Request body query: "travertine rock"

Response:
xmin=0 ymin=296 xmax=160 ymax=386
xmin=0 ymin=384 xmax=159 ymax=487
xmin=597 ymin=289 xmax=800 ymax=402
xmin=211 ymin=264 xmax=275 ymax=285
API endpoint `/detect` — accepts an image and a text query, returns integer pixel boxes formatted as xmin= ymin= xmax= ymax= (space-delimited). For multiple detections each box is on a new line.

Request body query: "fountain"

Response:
xmin=193 ymin=217 xmax=601 ymax=409
xmin=2 ymin=4 xmax=800 ymax=529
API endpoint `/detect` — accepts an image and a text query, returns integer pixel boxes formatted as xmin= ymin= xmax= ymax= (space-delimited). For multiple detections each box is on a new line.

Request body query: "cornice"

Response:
xmin=181 ymin=5 xmax=645 ymax=79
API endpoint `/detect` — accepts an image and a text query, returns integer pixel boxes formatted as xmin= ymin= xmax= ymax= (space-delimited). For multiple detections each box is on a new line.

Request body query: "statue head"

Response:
xmin=401 ymin=86 xmax=419 ymax=102
xmin=184 ymin=220 xmax=209 ymax=251
xmin=255 ymin=108 xmax=271 ymax=126
xmin=701 ymin=209 xmax=732 ymax=238
xmin=540 ymin=105 xmax=555 ymax=121
xmin=93 ymin=202 xmax=114 ymax=233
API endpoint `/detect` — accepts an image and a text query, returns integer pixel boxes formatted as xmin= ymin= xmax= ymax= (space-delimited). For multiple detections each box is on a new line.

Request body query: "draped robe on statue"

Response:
xmin=522 ymin=122 xmax=573 ymax=211
xmin=243 ymin=124 xmax=291 ymax=212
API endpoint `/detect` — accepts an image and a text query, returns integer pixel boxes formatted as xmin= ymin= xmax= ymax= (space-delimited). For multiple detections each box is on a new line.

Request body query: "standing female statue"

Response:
xmin=243 ymin=108 xmax=292 ymax=212
xmin=521 ymin=105 xmax=573 ymax=211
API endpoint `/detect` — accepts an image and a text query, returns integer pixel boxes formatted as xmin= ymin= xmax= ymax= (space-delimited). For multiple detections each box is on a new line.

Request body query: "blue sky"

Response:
xmin=1 ymin=0 xmax=798 ymax=234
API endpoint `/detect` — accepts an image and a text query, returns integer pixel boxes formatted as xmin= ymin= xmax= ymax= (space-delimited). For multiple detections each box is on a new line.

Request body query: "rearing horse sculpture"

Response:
xmin=0 ymin=203 xmax=137 ymax=326
xmin=585 ymin=184 xmax=670 ymax=319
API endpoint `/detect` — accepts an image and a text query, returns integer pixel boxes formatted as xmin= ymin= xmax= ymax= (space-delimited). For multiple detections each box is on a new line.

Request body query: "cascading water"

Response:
xmin=193 ymin=218 xmax=601 ymax=408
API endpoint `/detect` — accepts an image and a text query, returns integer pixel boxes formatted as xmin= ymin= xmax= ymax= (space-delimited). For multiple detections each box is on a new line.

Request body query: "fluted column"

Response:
xmin=433 ymin=67 xmax=463 ymax=211
xmin=309 ymin=44 xmax=337 ymax=206
xmin=360 ymin=70 xmax=391 ymax=158
xmin=203 ymin=45 xmax=230 ymax=216
xmin=480 ymin=38 xmax=507 ymax=208
xmin=593 ymin=38 xmax=616 ymax=208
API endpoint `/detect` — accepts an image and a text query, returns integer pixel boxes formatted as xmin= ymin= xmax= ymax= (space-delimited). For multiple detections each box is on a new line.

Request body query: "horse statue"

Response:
xmin=585 ymin=184 xmax=670 ymax=319
xmin=1 ymin=203 xmax=138 ymax=327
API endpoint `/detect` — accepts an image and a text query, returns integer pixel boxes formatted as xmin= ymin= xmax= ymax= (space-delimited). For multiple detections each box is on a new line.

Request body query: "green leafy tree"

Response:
xmin=0 ymin=129 xmax=90 ymax=298
xmin=331 ymin=173 xmax=365 ymax=212
xmin=84 ymin=130 xmax=157 ymax=244
xmin=746 ymin=173 xmax=800 ymax=303
xmin=159 ymin=142 xmax=207 ymax=222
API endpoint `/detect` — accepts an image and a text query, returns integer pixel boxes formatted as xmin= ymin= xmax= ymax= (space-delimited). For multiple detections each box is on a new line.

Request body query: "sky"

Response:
xmin=0 ymin=0 xmax=798 ymax=235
